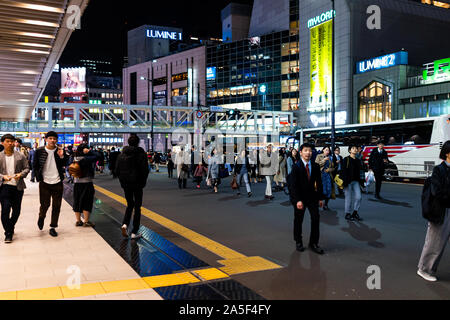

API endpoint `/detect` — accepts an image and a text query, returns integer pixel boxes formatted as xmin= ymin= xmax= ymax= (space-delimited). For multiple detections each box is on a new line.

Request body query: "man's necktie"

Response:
xmin=306 ymin=163 xmax=310 ymax=181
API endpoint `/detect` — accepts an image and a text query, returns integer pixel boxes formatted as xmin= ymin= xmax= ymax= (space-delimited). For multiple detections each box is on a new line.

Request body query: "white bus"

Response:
xmin=292 ymin=114 xmax=450 ymax=180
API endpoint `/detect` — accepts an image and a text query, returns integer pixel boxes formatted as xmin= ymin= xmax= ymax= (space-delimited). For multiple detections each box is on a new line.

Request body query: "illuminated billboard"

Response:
xmin=421 ymin=57 xmax=450 ymax=85
xmin=357 ymin=52 xmax=408 ymax=74
xmin=60 ymin=67 xmax=86 ymax=94
xmin=309 ymin=19 xmax=333 ymax=112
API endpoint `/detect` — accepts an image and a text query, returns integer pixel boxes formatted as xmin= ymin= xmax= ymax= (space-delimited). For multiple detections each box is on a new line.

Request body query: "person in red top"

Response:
xmin=193 ymin=162 xmax=207 ymax=189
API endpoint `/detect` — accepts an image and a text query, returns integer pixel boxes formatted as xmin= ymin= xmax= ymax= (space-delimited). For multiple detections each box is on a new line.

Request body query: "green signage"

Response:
xmin=422 ymin=57 xmax=450 ymax=85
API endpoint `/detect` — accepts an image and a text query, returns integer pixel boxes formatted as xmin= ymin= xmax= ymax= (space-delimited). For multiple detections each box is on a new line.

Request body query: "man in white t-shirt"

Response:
xmin=33 ymin=131 xmax=68 ymax=237
xmin=0 ymin=134 xmax=30 ymax=243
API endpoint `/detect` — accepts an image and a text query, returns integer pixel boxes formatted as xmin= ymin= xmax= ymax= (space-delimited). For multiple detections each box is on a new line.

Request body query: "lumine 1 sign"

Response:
xmin=146 ymin=29 xmax=182 ymax=40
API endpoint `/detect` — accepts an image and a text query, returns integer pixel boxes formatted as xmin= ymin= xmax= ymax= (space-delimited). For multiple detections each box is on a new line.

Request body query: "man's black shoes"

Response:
xmin=345 ymin=213 xmax=355 ymax=221
xmin=37 ymin=217 xmax=44 ymax=230
xmin=352 ymin=211 xmax=363 ymax=221
xmin=49 ymin=228 xmax=58 ymax=237
xmin=4 ymin=235 xmax=12 ymax=243
xmin=296 ymin=242 xmax=305 ymax=252
xmin=309 ymin=244 xmax=324 ymax=255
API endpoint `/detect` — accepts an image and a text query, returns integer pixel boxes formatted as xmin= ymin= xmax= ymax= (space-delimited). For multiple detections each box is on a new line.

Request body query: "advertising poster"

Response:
xmin=60 ymin=67 xmax=86 ymax=94
xmin=309 ymin=20 xmax=333 ymax=112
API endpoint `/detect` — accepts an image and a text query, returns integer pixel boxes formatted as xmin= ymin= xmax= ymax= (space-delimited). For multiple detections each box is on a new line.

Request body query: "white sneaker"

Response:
xmin=417 ymin=269 xmax=437 ymax=282
xmin=131 ymin=233 xmax=141 ymax=240
xmin=121 ymin=224 xmax=128 ymax=238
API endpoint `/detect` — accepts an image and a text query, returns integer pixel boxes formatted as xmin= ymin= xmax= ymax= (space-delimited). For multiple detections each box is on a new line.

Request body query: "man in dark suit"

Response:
xmin=368 ymin=141 xmax=389 ymax=199
xmin=289 ymin=143 xmax=325 ymax=254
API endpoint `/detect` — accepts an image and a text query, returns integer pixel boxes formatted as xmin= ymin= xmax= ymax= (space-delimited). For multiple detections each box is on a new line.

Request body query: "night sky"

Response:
xmin=60 ymin=0 xmax=254 ymax=75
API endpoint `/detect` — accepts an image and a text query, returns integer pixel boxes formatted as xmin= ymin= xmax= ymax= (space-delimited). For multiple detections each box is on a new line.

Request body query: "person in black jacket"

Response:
xmin=417 ymin=141 xmax=450 ymax=282
xmin=289 ymin=143 xmax=325 ymax=255
xmin=33 ymin=131 xmax=69 ymax=237
xmin=108 ymin=147 xmax=119 ymax=178
xmin=68 ymin=144 xmax=98 ymax=227
xmin=368 ymin=141 xmax=389 ymax=199
xmin=340 ymin=145 xmax=365 ymax=222
xmin=116 ymin=135 xmax=149 ymax=239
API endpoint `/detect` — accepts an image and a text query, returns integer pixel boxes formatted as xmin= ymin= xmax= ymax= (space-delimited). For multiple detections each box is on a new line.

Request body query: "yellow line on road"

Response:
xmin=94 ymin=184 xmax=246 ymax=260
xmin=93 ymin=184 xmax=282 ymax=275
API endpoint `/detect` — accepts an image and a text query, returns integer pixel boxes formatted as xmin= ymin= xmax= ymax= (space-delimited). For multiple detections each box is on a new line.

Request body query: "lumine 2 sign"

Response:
xmin=146 ymin=29 xmax=182 ymax=40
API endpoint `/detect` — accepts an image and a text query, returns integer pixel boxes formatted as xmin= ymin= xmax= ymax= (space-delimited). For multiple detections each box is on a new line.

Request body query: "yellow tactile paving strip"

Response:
xmin=0 ymin=271 xmax=213 ymax=300
xmin=94 ymin=184 xmax=283 ymax=275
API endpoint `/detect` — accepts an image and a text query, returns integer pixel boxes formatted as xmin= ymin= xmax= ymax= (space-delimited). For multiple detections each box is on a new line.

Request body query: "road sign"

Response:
xmin=210 ymin=106 xmax=223 ymax=112
xmin=196 ymin=111 xmax=204 ymax=119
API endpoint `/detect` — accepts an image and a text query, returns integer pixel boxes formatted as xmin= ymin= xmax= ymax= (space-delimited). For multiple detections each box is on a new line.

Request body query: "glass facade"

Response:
xmin=358 ymin=81 xmax=392 ymax=123
xmin=206 ymin=1 xmax=299 ymax=112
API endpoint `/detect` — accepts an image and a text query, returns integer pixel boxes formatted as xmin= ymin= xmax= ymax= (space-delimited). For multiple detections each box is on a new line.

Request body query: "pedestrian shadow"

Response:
xmin=269 ymin=251 xmax=327 ymax=299
xmin=246 ymin=199 xmax=271 ymax=207
xmin=368 ymin=198 xmax=412 ymax=208
xmin=341 ymin=221 xmax=385 ymax=248
xmin=218 ymin=195 xmax=240 ymax=201
xmin=320 ymin=209 xmax=339 ymax=226
xmin=280 ymin=200 xmax=291 ymax=207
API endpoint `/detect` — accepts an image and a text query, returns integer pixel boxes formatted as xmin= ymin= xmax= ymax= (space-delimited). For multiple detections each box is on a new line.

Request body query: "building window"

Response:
xmin=153 ymin=77 xmax=167 ymax=86
xmin=359 ymin=81 xmax=392 ymax=124
xmin=172 ymin=87 xmax=188 ymax=96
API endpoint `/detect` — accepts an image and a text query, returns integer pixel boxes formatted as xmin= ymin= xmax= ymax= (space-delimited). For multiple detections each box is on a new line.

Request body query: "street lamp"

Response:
xmin=140 ymin=76 xmax=153 ymax=151
xmin=330 ymin=0 xmax=336 ymax=152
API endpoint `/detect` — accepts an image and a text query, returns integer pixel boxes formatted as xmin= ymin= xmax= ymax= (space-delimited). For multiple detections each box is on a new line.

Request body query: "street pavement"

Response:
xmin=93 ymin=169 xmax=450 ymax=300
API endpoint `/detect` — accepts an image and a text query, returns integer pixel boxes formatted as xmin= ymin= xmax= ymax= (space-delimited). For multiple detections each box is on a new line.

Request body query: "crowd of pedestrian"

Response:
xmin=1 ymin=130 xmax=450 ymax=284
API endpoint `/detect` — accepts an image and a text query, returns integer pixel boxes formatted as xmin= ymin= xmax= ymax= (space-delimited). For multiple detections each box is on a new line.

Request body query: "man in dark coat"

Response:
xmin=116 ymin=135 xmax=149 ymax=239
xmin=108 ymin=147 xmax=119 ymax=178
xmin=289 ymin=143 xmax=325 ymax=254
xmin=368 ymin=141 xmax=389 ymax=199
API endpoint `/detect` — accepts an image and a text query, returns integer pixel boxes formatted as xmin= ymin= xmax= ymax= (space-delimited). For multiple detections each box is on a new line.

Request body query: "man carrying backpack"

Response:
xmin=116 ymin=135 xmax=149 ymax=239
xmin=417 ymin=140 xmax=450 ymax=282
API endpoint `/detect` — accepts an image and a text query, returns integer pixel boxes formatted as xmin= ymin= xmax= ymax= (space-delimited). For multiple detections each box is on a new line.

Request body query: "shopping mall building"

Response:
xmin=122 ymin=0 xmax=450 ymax=141
xmin=298 ymin=0 xmax=450 ymax=128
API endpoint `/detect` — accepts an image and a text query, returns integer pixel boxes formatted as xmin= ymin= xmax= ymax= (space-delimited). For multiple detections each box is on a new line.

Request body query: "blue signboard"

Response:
xmin=206 ymin=67 xmax=216 ymax=80
xmin=58 ymin=134 xmax=74 ymax=145
xmin=356 ymin=51 xmax=408 ymax=74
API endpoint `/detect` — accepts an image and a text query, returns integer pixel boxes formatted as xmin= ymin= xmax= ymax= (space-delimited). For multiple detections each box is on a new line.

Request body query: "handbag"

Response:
xmin=231 ymin=176 xmax=238 ymax=189
xmin=334 ymin=174 xmax=344 ymax=189
xmin=68 ymin=162 xmax=82 ymax=178
xmin=181 ymin=164 xmax=189 ymax=172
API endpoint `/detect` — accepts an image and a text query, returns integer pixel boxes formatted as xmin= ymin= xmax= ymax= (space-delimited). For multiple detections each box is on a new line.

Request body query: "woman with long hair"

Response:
xmin=315 ymin=146 xmax=335 ymax=210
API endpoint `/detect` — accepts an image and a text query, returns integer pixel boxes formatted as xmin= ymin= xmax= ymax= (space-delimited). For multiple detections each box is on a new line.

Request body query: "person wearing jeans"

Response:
xmin=0 ymin=134 xmax=30 ymax=243
xmin=116 ymin=135 xmax=149 ymax=239
xmin=341 ymin=145 xmax=364 ymax=222
xmin=33 ymin=131 xmax=69 ymax=237
xmin=234 ymin=150 xmax=252 ymax=197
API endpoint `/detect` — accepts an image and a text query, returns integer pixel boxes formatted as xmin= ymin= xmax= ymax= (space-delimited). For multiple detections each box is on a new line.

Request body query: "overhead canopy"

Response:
xmin=0 ymin=0 xmax=89 ymax=121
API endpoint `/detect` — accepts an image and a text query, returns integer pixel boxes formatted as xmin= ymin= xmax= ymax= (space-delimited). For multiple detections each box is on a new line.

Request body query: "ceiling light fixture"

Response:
xmin=12 ymin=31 xmax=55 ymax=39
xmin=14 ymin=42 xmax=52 ymax=48
xmin=4 ymin=1 xmax=64 ymax=13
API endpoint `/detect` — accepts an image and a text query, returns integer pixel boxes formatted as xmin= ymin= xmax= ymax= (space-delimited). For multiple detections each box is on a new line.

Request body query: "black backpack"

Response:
xmin=422 ymin=164 xmax=446 ymax=225
xmin=117 ymin=152 xmax=138 ymax=185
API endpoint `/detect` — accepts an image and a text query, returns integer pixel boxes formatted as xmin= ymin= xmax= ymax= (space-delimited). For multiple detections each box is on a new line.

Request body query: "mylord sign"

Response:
xmin=146 ymin=29 xmax=182 ymax=40
xmin=307 ymin=10 xmax=336 ymax=28
xmin=356 ymin=51 xmax=408 ymax=74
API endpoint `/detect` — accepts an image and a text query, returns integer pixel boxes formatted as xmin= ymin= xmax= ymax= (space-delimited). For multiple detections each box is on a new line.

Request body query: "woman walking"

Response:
xmin=259 ymin=144 xmax=277 ymax=200
xmin=417 ymin=141 xmax=450 ymax=282
xmin=274 ymin=148 xmax=287 ymax=191
xmin=193 ymin=161 xmax=207 ymax=189
xmin=207 ymin=148 xmax=221 ymax=193
xmin=167 ymin=149 xmax=174 ymax=178
xmin=69 ymin=144 xmax=98 ymax=227
xmin=340 ymin=145 xmax=364 ymax=221
xmin=234 ymin=150 xmax=252 ymax=197
xmin=249 ymin=149 xmax=258 ymax=184
xmin=176 ymin=148 xmax=188 ymax=189
xmin=315 ymin=146 xmax=335 ymax=210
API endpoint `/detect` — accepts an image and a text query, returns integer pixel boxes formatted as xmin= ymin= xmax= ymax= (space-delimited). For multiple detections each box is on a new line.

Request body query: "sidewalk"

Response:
xmin=0 ymin=178 xmax=163 ymax=300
